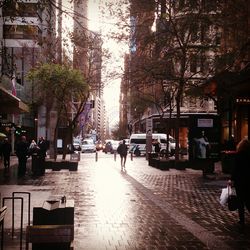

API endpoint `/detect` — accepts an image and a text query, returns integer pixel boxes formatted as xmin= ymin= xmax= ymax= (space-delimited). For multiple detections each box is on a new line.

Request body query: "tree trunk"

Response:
xmin=62 ymin=126 xmax=73 ymax=160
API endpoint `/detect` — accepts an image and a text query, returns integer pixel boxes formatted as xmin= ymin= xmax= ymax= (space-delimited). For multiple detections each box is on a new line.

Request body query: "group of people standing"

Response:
xmin=0 ymin=136 xmax=48 ymax=177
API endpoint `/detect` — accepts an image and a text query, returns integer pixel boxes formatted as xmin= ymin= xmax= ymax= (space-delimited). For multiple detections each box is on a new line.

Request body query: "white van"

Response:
xmin=129 ymin=133 xmax=176 ymax=156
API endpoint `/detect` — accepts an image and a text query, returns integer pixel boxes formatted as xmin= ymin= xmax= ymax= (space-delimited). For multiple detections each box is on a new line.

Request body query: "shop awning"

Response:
xmin=0 ymin=86 xmax=29 ymax=114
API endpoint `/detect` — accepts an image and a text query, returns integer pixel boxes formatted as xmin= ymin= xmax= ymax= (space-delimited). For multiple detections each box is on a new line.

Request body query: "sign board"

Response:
xmin=57 ymin=139 xmax=63 ymax=148
xmin=197 ymin=119 xmax=213 ymax=128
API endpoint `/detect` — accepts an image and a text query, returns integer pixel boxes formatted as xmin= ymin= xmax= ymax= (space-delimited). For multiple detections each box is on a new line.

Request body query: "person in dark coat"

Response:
xmin=0 ymin=139 xmax=3 ymax=160
xmin=230 ymin=138 xmax=250 ymax=231
xmin=37 ymin=137 xmax=47 ymax=175
xmin=117 ymin=140 xmax=128 ymax=171
xmin=153 ymin=139 xmax=161 ymax=155
xmin=2 ymin=138 xmax=12 ymax=170
xmin=37 ymin=137 xmax=47 ymax=159
xmin=15 ymin=136 xmax=29 ymax=177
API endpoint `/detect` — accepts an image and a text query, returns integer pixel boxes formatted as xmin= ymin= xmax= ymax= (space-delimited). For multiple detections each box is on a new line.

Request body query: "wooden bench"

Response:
xmin=26 ymin=224 xmax=74 ymax=250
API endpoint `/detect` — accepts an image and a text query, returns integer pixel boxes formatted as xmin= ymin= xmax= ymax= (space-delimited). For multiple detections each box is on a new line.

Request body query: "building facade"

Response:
xmin=0 ymin=0 xmax=57 ymax=144
xmin=125 ymin=0 xmax=219 ymax=153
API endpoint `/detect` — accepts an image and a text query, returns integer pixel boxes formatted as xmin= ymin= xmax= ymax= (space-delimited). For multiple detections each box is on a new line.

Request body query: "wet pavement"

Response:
xmin=0 ymin=153 xmax=250 ymax=249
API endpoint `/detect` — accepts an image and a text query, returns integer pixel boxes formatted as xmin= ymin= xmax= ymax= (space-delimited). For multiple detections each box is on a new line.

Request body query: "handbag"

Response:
xmin=227 ymin=186 xmax=238 ymax=211
xmin=219 ymin=187 xmax=228 ymax=206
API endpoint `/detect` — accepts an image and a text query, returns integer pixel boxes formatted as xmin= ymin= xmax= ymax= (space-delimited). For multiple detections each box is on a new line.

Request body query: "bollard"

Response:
xmin=130 ymin=152 xmax=133 ymax=161
xmin=95 ymin=151 xmax=98 ymax=162
xmin=114 ymin=151 xmax=116 ymax=161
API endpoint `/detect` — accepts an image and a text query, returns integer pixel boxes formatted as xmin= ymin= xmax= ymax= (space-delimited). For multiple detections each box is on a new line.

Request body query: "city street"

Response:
xmin=0 ymin=152 xmax=250 ymax=249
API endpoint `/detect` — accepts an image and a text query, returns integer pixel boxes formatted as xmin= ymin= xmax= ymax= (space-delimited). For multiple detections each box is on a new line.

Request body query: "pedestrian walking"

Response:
xmin=117 ymin=140 xmax=128 ymax=171
xmin=15 ymin=135 xmax=29 ymax=177
xmin=193 ymin=131 xmax=210 ymax=159
xmin=37 ymin=137 xmax=48 ymax=175
xmin=2 ymin=138 xmax=11 ymax=171
xmin=29 ymin=139 xmax=39 ymax=155
xmin=230 ymin=138 xmax=250 ymax=232
xmin=37 ymin=137 xmax=47 ymax=160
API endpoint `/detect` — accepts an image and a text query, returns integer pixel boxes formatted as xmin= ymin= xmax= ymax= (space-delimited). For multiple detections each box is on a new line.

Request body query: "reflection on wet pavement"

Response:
xmin=1 ymin=153 xmax=250 ymax=249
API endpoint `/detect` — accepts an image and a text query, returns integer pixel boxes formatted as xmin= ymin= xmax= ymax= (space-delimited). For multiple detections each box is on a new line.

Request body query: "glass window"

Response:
xmin=130 ymin=139 xmax=146 ymax=144
xmin=3 ymin=2 xmax=38 ymax=17
xmin=202 ymin=0 xmax=217 ymax=12
xmin=190 ymin=55 xmax=197 ymax=73
xmin=3 ymin=25 xmax=38 ymax=39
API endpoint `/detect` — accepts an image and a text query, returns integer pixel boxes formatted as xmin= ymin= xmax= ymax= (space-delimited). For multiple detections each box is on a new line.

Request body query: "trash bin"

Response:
xmin=221 ymin=151 xmax=236 ymax=174
xmin=148 ymin=152 xmax=158 ymax=166
xmin=32 ymin=153 xmax=45 ymax=176
xmin=70 ymin=151 xmax=80 ymax=161
xmin=202 ymin=159 xmax=215 ymax=176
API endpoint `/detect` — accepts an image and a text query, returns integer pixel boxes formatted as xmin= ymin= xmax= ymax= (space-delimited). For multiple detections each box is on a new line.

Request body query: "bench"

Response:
xmin=26 ymin=224 xmax=74 ymax=250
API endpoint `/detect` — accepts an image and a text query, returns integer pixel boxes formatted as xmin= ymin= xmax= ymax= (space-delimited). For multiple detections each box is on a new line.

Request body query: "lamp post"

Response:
xmin=34 ymin=117 xmax=38 ymax=142
xmin=11 ymin=126 xmax=15 ymax=155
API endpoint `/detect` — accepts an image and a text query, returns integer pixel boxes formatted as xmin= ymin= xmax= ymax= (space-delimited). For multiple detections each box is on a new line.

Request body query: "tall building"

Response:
xmin=127 ymin=0 xmax=250 ymax=152
xmin=0 ymin=0 xmax=57 ymax=142
xmin=127 ymin=0 xmax=220 ymax=154
xmin=73 ymin=1 xmax=105 ymax=141
xmin=119 ymin=54 xmax=130 ymax=137
xmin=208 ymin=1 xmax=250 ymax=143
xmin=73 ymin=0 xmax=88 ymax=74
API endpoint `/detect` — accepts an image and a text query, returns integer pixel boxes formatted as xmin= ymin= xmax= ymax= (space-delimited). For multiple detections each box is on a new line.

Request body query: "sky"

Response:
xmin=88 ymin=0 xmax=129 ymax=128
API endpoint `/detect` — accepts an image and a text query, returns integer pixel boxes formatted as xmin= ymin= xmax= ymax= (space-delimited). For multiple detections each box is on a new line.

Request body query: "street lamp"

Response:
xmin=34 ymin=117 xmax=38 ymax=142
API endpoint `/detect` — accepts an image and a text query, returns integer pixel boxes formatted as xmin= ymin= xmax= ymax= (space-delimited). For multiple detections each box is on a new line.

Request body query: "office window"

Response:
xmin=3 ymin=25 xmax=38 ymax=39
xmin=3 ymin=3 xmax=38 ymax=17
xmin=202 ymin=0 xmax=217 ymax=12
xmin=190 ymin=55 xmax=197 ymax=73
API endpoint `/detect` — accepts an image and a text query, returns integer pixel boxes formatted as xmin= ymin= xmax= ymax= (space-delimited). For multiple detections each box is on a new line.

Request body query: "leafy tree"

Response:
xmin=119 ymin=0 xmax=249 ymax=160
xmin=111 ymin=122 xmax=127 ymax=140
xmin=27 ymin=63 xmax=88 ymax=159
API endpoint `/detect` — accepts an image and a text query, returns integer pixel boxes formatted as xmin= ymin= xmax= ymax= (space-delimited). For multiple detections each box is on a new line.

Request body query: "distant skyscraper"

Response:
xmin=73 ymin=0 xmax=88 ymax=74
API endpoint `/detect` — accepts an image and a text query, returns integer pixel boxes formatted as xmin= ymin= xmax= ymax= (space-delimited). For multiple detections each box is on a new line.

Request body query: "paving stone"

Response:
xmin=0 ymin=154 xmax=250 ymax=249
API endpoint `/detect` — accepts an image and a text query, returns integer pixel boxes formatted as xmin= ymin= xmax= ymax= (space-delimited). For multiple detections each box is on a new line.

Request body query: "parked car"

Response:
xmin=129 ymin=133 xmax=176 ymax=156
xmin=73 ymin=139 xmax=82 ymax=151
xmin=111 ymin=140 xmax=120 ymax=151
xmin=82 ymin=139 xmax=96 ymax=153
xmin=103 ymin=141 xmax=114 ymax=154
xmin=96 ymin=141 xmax=103 ymax=151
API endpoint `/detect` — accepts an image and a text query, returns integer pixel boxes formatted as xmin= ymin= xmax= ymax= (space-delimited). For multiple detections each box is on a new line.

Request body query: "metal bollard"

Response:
xmin=130 ymin=152 xmax=133 ymax=161
xmin=114 ymin=151 xmax=116 ymax=161
xmin=95 ymin=151 xmax=98 ymax=162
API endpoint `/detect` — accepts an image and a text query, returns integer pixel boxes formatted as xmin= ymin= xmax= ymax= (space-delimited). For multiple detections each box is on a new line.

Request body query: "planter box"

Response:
xmin=150 ymin=158 xmax=173 ymax=170
xmin=174 ymin=160 xmax=187 ymax=170
xmin=157 ymin=159 xmax=171 ymax=170
xmin=148 ymin=153 xmax=158 ymax=166
xmin=44 ymin=160 xmax=78 ymax=171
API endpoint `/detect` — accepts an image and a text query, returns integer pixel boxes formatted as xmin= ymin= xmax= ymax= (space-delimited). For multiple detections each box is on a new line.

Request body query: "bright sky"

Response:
xmin=88 ymin=0 xmax=129 ymax=128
